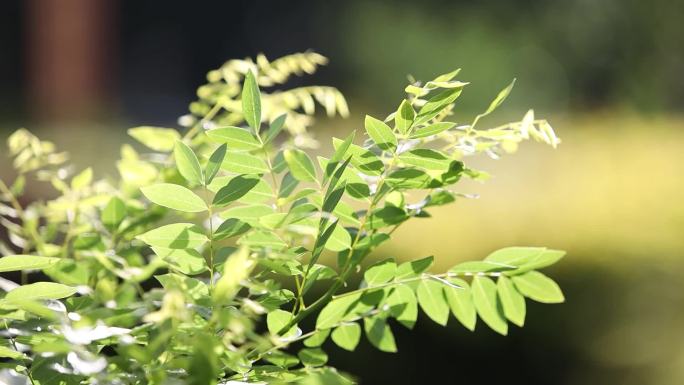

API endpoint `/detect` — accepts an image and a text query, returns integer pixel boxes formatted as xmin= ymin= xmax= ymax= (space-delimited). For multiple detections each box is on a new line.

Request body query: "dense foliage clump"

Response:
xmin=0 ymin=52 xmax=564 ymax=384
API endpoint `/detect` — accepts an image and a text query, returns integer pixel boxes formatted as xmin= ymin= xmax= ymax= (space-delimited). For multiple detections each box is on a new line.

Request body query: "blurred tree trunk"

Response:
xmin=24 ymin=0 xmax=116 ymax=122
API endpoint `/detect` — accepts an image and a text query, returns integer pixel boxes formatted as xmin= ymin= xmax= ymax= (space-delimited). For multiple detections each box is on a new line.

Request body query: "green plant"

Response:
xmin=0 ymin=52 xmax=564 ymax=385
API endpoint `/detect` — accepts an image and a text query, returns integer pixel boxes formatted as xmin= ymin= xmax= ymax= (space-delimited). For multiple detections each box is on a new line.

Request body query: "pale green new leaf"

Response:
xmin=416 ymin=279 xmax=449 ymax=326
xmin=128 ymin=126 xmax=180 ymax=152
xmin=409 ymin=121 xmax=456 ymax=139
xmin=137 ymin=223 xmax=208 ymax=249
xmin=214 ymin=247 xmax=254 ymax=305
xmin=398 ymin=149 xmax=452 ymax=171
xmin=206 ymin=126 xmax=261 ymax=151
xmin=221 ymin=151 xmax=269 ymax=174
xmin=364 ymin=259 xmax=396 ymax=287
xmin=6 ymin=282 xmax=77 ymax=301
xmin=174 ymin=140 xmax=204 ymax=185
xmin=141 ymin=183 xmax=207 ymax=212
xmin=497 ymin=275 xmax=526 ymax=326
xmin=472 ymin=78 xmax=516 ymax=128
xmin=365 ymin=115 xmax=397 ymax=151
xmin=152 ymin=247 xmax=208 ymax=275
xmin=471 ymin=276 xmax=508 ymax=335
xmin=331 ymin=323 xmax=361 ymax=351
xmin=284 ymin=149 xmax=317 ymax=182
xmin=512 ymin=271 xmax=565 ymax=303
xmin=0 ymin=255 xmax=59 ymax=272
xmin=445 ymin=278 xmax=477 ymax=331
xmin=324 ymin=225 xmax=352 ymax=252
xmin=395 ymin=100 xmax=415 ymax=135
xmin=242 ymin=70 xmax=262 ymax=130
xmin=205 ymin=143 xmax=227 ymax=185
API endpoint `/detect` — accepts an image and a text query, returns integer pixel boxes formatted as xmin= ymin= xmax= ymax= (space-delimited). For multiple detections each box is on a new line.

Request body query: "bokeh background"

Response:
xmin=2 ymin=1 xmax=684 ymax=384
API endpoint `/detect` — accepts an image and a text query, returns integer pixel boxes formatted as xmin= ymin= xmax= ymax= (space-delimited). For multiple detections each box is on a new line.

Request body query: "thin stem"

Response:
xmin=181 ymin=102 xmax=223 ymax=142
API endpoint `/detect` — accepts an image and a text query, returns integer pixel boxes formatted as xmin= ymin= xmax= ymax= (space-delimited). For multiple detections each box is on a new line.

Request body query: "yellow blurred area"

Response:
xmin=376 ymin=113 xmax=684 ymax=269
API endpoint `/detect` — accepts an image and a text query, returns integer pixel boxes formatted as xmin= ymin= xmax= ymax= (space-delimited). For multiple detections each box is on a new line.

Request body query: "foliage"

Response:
xmin=0 ymin=52 xmax=563 ymax=385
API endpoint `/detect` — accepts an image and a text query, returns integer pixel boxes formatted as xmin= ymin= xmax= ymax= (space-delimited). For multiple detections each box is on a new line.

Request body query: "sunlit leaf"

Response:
xmin=242 ymin=70 xmax=262 ymax=130
xmin=137 ymin=223 xmax=208 ymax=249
xmin=331 ymin=323 xmax=361 ymax=351
xmin=174 ymin=140 xmax=204 ymax=185
xmin=471 ymin=276 xmax=508 ymax=335
xmin=284 ymin=149 xmax=317 ymax=182
xmin=364 ymin=317 xmax=397 ymax=353
xmin=416 ymin=279 xmax=449 ymax=326
xmin=497 ymin=275 xmax=526 ymax=326
xmin=6 ymin=282 xmax=77 ymax=301
xmin=0 ymin=255 xmax=59 ymax=272
xmin=512 ymin=271 xmax=565 ymax=303
xmin=141 ymin=183 xmax=207 ymax=212
xmin=445 ymin=278 xmax=477 ymax=331
xmin=365 ymin=115 xmax=397 ymax=151
xmin=206 ymin=126 xmax=262 ymax=151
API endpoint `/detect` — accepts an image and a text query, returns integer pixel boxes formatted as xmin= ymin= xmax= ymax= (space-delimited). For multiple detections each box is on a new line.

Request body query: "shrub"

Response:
xmin=0 ymin=52 xmax=564 ymax=385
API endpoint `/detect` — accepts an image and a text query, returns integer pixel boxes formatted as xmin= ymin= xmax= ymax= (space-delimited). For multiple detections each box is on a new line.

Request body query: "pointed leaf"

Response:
xmin=212 ymin=175 xmax=260 ymax=207
xmin=242 ymin=70 xmax=262 ymax=130
xmin=445 ymin=278 xmax=477 ymax=331
xmin=137 ymin=223 xmax=208 ymax=249
xmin=395 ymin=100 xmax=415 ymax=134
xmin=365 ymin=115 xmax=397 ymax=151
xmin=101 ymin=196 xmax=126 ymax=231
xmin=174 ymin=140 xmax=204 ymax=185
xmin=205 ymin=144 xmax=227 ymax=185
xmin=409 ymin=122 xmax=455 ymax=139
xmin=497 ymin=276 xmax=526 ymax=326
xmin=284 ymin=149 xmax=317 ymax=182
xmin=512 ymin=271 xmax=564 ymax=303
xmin=0 ymin=255 xmax=59 ymax=272
xmin=416 ymin=279 xmax=449 ymax=326
xmin=206 ymin=126 xmax=262 ymax=151
xmin=6 ymin=282 xmax=77 ymax=301
xmin=141 ymin=183 xmax=207 ymax=212
xmin=471 ymin=276 xmax=508 ymax=335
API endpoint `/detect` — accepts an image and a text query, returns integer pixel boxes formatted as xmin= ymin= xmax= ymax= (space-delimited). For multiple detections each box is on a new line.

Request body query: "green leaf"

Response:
xmin=449 ymin=260 xmax=515 ymax=274
xmin=0 ymin=345 xmax=29 ymax=360
xmin=330 ymin=131 xmax=356 ymax=164
xmin=332 ymin=138 xmax=384 ymax=176
xmin=445 ymin=278 xmax=477 ymax=331
xmin=188 ymin=334 xmax=220 ymax=385
xmin=324 ymin=225 xmax=352 ymax=252
xmin=284 ymin=149 xmax=317 ymax=182
xmin=214 ymin=247 xmax=253 ymax=305
xmin=303 ymin=329 xmax=330 ymax=348
xmin=395 ymin=100 xmax=415 ymax=134
xmin=156 ymin=274 xmax=209 ymax=303
xmin=316 ymin=293 xmax=361 ymax=329
xmin=214 ymin=218 xmax=251 ymax=241
xmin=141 ymin=183 xmax=207 ymax=212
xmin=416 ymin=279 xmax=449 ymax=326
xmin=398 ymin=149 xmax=452 ymax=171
xmin=331 ymin=323 xmax=361 ymax=351
xmin=128 ymin=126 xmax=180 ymax=152
xmin=485 ymin=247 xmax=566 ymax=273
xmin=473 ymin=78 xmax=516 ymax=127
xmin=6 ymin=282 xmax=77 ymax=301
xmin=367 ymin=206 xmax=408 ymax=230
xmin=101 ymin=196 xmax=126 ymax=231
xmin=298 ymin=348 xmax=328 ymax=367
xmin=263 ymin=351 xmax=299 ymax=368
xmin=264 ymin=113 xmax=287 ymax=144
xmin=205 ymin=143 xmax=227 ymax=184
xmin=174 ymin=140 xmax=204 ymax=185
xmin=395 ymin=256 xmax=434 ymax=280
xmin=238 ymin=231 xmax=287 ymax=250
xmin=221 ymin=204 xmax=275 ymax=225
xmin=71 ymin=167 xmax=92 ymax=190
xmin=0 ymin=255 xmax=59 ymax=272
xmin=409 ymin=122 xmax=455 ymax=139
xmin=387 ymin=284 xmax=418 ymax=329
xmin=267 ymin=309 xmax=298 ymax=338
xmin=512 ymin=271 xmax=565 ymax=303
xmin=365 ymin=115 xmax=397 ymax=151
xmin=152 ymin=247 xmax=208 ymax=275
xmin=242 ymin=70 xmax=262 ymax=130
xmin=221 ymin=151 xmax=269 ymax=174
xmin=497 ymin=276 xmax=526 ymax=326
xmin=206 ymin=126 xmax=262 ymax=151
xmin=471 ymin=276 xmax=508 ymax=335
xmin=364 ymin=259 xmax=396 ymax=287
xmin=212 ymin=175 xmax=260 ymax=207
xmin=136 ymin=223 xmax=208 ymax=249
xmin=364 ymin=317 xmax=397 ymax=353
xmin=415 ymin=88 xmax=463 ymax=125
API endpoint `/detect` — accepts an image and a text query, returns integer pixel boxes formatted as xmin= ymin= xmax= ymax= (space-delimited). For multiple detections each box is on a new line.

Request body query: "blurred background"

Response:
xmin=1 ymin=0 xmax=684 ymax=384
